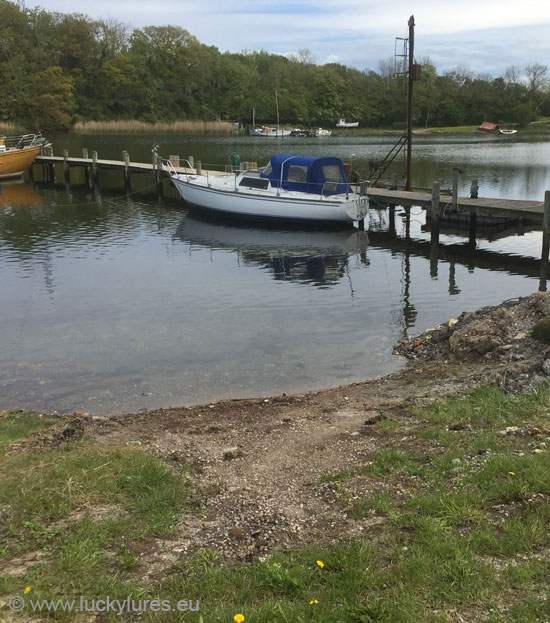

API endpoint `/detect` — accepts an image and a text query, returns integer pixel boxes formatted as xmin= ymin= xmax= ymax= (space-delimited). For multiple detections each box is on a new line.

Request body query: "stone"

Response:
xmin=541 ymin=360 xmax=550 ymax=376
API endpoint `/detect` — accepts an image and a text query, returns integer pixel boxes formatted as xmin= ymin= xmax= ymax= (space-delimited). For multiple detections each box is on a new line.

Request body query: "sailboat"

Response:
xmin=249 ymin=91 xmax=293 ymax=137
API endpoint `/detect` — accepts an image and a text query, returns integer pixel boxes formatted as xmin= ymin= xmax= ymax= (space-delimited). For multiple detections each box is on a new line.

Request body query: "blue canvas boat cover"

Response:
xmin=260 ymin=154 xmax=349 ymax=195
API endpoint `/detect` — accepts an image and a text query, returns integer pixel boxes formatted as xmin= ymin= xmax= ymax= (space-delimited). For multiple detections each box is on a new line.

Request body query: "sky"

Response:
xmin=25 ymin=0 xmax=550 ymax=77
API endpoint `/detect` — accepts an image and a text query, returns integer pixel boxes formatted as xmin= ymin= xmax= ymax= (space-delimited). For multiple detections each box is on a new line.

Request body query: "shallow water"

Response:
xmin=0 ymin=134 xmax=547 ymax=414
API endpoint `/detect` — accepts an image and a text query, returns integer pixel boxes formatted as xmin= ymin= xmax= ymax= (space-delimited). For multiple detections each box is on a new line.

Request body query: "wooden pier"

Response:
xmin=30 ymin=149 xmax=550 ymax=289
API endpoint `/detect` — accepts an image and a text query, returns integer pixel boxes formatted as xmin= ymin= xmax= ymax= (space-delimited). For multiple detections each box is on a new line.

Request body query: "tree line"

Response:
xmin=1 ymin=0 xmax=549 ymax=131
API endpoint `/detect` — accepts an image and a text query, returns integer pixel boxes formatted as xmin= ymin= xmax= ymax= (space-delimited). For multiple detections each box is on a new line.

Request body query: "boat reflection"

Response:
xmin=0 ymin=179 xmax=43 ymax=208
xmin=175 ymin=214 xmax=369 ymax=288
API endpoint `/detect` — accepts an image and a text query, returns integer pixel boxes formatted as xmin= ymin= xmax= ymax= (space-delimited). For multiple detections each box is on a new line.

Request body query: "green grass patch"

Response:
xmin=0 ymin=411 xmax=57 ymax=450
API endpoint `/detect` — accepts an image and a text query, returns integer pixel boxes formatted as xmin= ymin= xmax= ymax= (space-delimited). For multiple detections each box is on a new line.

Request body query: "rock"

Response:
xmin=223 ymin=447 xmax=244 ymax=460
xmin=514 ymin=332 xmax=528 ymax=340
xmin=542 ymin=360 xmax=550 ymax=376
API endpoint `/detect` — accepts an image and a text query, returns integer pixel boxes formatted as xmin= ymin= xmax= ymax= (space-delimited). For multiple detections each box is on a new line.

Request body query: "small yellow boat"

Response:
xmin=0 ymin=134 xmax=49 ymax=179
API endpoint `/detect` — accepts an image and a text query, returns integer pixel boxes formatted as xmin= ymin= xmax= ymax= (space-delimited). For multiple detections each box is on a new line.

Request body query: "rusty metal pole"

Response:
xmin=405 ymin=15 xmax=415 ymax=191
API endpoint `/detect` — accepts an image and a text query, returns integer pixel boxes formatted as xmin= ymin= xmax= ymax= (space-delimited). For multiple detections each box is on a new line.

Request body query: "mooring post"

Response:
xmin=123 ymin=151 xmax=131 ymax=192
xmin=82 ymin=148 xmax=90 ymax=186
xmin=63 ymin=149 xmax=70 ymax=184
xmin=469 ymin=212 xmax=477 ymax=247
xmin=430 ymin=181 xmax=440 ymax=244
xmin=189 ymin=156 xmax=195 ymax=171
xmin=152 ymin=151 xmax=163 ymax=197
xmin=92 ymin=151 xmax=99 ymax=186
xmin=196 ymin=160 xmax=202 ymax=175
xmin=470 ymin=178 xmax=478 ymax=199
xmin=389 ymin=204 xmax=396 ymax=236
xmin=539 ymin=190 xmax=550 ymax=291
xmin=452 ymin=168 xmax=460 ymax=211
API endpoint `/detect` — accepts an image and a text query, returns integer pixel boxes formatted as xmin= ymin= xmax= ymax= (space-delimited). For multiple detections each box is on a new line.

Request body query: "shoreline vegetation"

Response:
xmin=4 ymin=119 xmax=550 ymax=136
xmin=2 ymin=292 xmax=550 ymax=621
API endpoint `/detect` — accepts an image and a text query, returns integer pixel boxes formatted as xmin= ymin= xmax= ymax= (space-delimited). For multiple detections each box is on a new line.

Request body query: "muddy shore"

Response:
xmin=7 ymin=291 xmax=550 ymax=574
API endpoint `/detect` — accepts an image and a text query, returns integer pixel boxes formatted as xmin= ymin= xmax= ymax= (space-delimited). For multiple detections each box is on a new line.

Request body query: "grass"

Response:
xmin=73 ymin=120 xmax=236 ymax=134
xmin=0 ymin=410 xmax=57 ymax=449
xmin=2 ymin=382 xmax=550 ymax=621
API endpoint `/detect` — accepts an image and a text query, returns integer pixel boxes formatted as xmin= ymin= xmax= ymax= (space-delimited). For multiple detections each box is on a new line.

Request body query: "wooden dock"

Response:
xmin=29 ymin=149 xmax=550 ymax=289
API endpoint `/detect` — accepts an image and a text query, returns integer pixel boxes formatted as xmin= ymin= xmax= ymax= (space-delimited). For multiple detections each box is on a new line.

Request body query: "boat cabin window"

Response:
xmin=322 ymin=165 xmax=345 ymax=183
xmin=287 ymin=165 xmax=308 ymax=183
xmin=239 ymin=176 xmax=269 ymax=190
xmin=263 ymin=164 xmax=272 ymax=176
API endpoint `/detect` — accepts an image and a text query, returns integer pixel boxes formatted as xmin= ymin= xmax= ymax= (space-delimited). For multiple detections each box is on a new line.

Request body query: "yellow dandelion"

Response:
xmin=24 ymin=586 xmax=31 ymax=594
xmin=508 ymin=471 xmax=515 ymax=476
xmin=316 ymin=560 xmax=324 ymax=568
xmin=234 ymin=615 xmax=245 ymax=623
xmin=309 ymin=599 xmax=319 ymax=605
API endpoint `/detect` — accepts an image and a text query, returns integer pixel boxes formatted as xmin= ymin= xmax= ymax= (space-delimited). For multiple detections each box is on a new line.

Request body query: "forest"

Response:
xmin=1 ymin=0 xmax=549 ymax=132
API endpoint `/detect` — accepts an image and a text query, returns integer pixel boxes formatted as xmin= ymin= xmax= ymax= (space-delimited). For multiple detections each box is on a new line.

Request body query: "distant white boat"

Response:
xmin=336 ymin=118 xmax=359 ymax=128
xmin=165 ymin=153 xmax=369 ymax=225
xmin=249 ymin=126 xmax=293 ymax=137
xmin=499 ymin=129 xmax=518 ymax=135
xmin=315 ymin=128 xmax=332 ymax=136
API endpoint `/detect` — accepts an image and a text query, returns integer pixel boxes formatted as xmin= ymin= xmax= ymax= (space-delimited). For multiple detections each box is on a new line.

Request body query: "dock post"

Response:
xmin=153 ymin=151 xmax=163 ymax=197
xmin=539 ymin=190 xmax=550 ymax=291
xmin=470 ymin=178 xmax=478 ymax=199
xmin=82 ymin=148 xmax=90 ymax=186
xmin=45 ymin=145 xmax=55 ymax=182
xmin=92 ymin=151 xmax=99 ymax=186
xmin=389 ymin=204 xmax=396 ymax=236
xmin=196 ymin=160 xmax=202 ymax=175
xmin=469 ymin=212 xmax=477 ymax=247
xmin=123 ymin=151 xmax=131 ymax=192
xmin=430 ymin=181 xmax=440 ymax=244
xmin=452 ymin=168 xmax=460 ymax=211
xmin=189 ymin=156 xmax=195 ymax=171
xmin=63 ymin=149 xmax=70 ymax=185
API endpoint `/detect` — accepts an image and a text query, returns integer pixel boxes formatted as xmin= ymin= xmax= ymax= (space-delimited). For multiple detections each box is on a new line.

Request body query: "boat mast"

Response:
xmin=275 ymin=90 xmax=280 ymax=134
xmin=405 ymin=15 xmax=414 ymax=191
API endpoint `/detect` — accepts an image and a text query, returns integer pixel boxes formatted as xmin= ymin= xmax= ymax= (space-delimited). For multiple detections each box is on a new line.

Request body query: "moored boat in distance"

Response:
xmin=0 ymin=134 xmax=49 ymax=179
xmin=249 ymin=126 xmax=293 ymax=137
xmin=164 ymin=154 xmax=369 ymax=225
xmin=335 ymin=118 xmax=359 ymax=128
xmin=499 ymin=128 xmax=518 ymax=135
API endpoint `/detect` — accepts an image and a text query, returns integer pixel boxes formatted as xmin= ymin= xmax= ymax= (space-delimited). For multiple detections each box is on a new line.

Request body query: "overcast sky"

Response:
xmin=26 ymin=0 xmax=550 ymax=77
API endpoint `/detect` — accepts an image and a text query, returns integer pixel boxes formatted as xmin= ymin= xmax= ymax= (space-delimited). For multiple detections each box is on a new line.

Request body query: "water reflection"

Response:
xmin=175 ymin=215 xmax=369 ymax=288
xmin=0 ymin=180 xmax=43 ymax=209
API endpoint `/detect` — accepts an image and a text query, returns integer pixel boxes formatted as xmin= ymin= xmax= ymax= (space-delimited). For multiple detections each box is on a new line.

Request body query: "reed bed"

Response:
xmin=73 ymin=120 xmax=236 ymax=134
xmin=0 ymin=121 xmax=25 ymax=135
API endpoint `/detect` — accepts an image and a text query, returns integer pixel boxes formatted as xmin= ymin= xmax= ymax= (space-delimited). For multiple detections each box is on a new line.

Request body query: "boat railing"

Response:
xmin=0 ymin=134 xmax=48 ymax=150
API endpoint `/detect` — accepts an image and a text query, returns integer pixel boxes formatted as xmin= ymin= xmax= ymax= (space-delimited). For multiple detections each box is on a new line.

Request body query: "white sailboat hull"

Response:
xmin=171 ymin=174 xmax=368 ymax=224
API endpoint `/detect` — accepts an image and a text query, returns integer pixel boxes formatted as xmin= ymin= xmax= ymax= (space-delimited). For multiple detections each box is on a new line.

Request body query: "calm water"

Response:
xmin=0 ymin=134 xmax=548 ymax=415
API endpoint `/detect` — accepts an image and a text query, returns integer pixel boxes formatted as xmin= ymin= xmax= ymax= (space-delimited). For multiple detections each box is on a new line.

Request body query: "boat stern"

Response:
xmin=344 ymin=195 xmax=369 ymax=222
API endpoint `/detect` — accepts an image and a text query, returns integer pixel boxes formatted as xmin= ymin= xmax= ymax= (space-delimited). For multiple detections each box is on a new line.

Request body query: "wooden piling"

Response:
xmin=123 ymin=151 xmax=131 ymax=191
xmin=92 ymin=151 xmax=99 ymax=186
xmin=82 ymin=148 xmax=90 ymax=186
xmin=469 ymin=213 xmax=477 ymax=247
xmin=430 ymin=181 xmax=440 ymax=244
xmin=189 ymin=156 xmax=195 ymax=170
xmin=452 ymin=168 xmax=460 ymax=211
xmin=539 ymin=191 xmax=550 ymax=291
xmin=470 ymin=178 xmax=478 ymax=199
xmin=63 ymin=149 xmax=70 ymax=184
xmin=196 ymin=160 xmax=202 ymax=175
